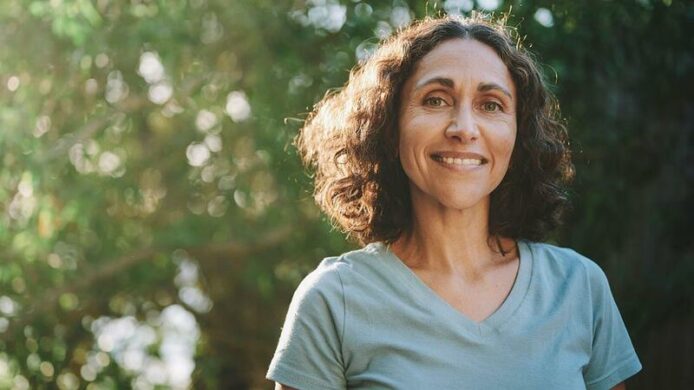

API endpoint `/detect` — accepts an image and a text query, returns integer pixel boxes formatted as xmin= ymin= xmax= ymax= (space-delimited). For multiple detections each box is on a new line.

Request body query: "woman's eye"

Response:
xmin=424 ymin=96 xmax=447 ymax=107
xmin=482 ymin=101 xmax=502 ymax=112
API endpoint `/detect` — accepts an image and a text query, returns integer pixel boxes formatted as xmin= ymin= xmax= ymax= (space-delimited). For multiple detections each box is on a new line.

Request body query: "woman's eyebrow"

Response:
xmin=477 ymin=82 xmax=513 ymax=100
xmin=414 ymin=78 xmax=513 ymax=101
xmin=414 ymin=77 xmax=455 ymax=91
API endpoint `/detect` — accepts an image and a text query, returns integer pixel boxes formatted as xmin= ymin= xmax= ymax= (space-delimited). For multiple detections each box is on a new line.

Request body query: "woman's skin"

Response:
xmin=275 ymin=39 xmax=627 ymax=390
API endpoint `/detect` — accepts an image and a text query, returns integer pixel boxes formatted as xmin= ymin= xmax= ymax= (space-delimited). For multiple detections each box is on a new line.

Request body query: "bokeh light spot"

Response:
xmin=138 ymin=52 xmax=165 ymax=84
xmin=7 ymin=76 xmax=20 ymax=91
xmin=534 ymin=8 xmax=555 ymax=27
xmin=186 ymin=143 xmax=211 ymax=167
xmin=225 ymin=91 xmax=251 ymax=122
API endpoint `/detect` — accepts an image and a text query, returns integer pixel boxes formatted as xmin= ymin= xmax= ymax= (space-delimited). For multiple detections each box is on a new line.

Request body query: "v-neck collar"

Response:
xmin=373 ymin=240 xmax=533 ymax=337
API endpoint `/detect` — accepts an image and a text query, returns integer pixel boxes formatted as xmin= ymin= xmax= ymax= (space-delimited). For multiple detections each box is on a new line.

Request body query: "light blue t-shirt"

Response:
xmin=267 ymin=241 xmax=641 ymax=389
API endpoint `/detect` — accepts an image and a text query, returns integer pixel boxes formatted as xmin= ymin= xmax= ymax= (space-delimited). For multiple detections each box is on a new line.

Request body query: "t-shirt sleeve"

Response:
xmin=266 ymin=263 xmax=346 ymax=390
xmin=583 ymin=262 xmax=642 ymax=390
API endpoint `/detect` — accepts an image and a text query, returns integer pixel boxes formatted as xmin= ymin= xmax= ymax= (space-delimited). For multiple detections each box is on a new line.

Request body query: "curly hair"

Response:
xmin=296 ymin=15 xmax=574 ymax=245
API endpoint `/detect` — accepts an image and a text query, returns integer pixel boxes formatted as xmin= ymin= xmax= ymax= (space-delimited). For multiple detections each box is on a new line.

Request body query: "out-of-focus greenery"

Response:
xmin=0 ymin=0 xmax=691 ymax=388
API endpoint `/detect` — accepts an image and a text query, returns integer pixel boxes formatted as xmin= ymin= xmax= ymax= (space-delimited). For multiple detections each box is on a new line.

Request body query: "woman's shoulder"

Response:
xmin=296 ymin=242 xmax=390 ymax=295
xmin=316 ymin=242 xmax=387 ymax=268
xmin=524 ymin=240 xmax=611 ymax=288
xmin=320 ymin=241 xmax=394 ymax=274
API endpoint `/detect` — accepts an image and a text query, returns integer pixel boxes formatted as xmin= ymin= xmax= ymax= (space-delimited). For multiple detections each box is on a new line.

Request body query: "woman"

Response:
xmin=268 ymin=15 xmax=641 ymax=389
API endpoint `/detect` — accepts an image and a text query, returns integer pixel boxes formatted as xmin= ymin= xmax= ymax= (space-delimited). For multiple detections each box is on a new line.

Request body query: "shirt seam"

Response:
xmin=495 ymin=240 xmax=535 ymax=331
xmin=268 ymin=363 xmax=343 ymax=390
xmin=335 ymin=264 xmax=347 ymax=367
xmin=585 ymin=353 xmax=641 ymax=386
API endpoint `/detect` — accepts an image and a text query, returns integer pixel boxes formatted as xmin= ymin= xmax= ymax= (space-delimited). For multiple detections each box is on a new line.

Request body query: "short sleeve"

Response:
xmin=583 ymin=263 xmax=642 ymax=390
xmin=266 ymin=262 xmax=346 ymax=389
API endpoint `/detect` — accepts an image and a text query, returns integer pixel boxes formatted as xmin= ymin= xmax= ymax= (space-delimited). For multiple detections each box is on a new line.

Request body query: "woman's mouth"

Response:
xmin=432 ymin=155 xmax=484 ymax=166
xmin=431 ymin=152 xmax=488 ymax=168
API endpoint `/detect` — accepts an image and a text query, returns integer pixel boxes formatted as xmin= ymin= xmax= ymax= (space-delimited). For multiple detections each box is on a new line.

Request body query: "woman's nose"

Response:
xmin=444 ymin=105 xmax=479 ymax=143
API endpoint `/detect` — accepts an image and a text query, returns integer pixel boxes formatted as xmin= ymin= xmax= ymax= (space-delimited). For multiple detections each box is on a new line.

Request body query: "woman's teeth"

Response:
xmin=435 ymin=156 xmax=483 ymax=166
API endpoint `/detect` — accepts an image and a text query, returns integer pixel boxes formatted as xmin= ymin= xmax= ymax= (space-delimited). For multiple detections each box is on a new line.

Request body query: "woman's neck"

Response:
xmin=390 ymin=194 xmax=516 ymax=281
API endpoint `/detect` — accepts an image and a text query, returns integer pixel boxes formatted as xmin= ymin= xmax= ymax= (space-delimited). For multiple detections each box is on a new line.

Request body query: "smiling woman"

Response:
xmin=267 ymin=15 xmax=642 ymax=389
xmin=397 ymin=39 xmax=517 ymax=216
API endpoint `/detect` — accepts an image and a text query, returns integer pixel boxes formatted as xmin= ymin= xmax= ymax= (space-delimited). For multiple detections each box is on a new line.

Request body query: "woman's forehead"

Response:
xmin=406 ymin=39 xmax=515 ymax=95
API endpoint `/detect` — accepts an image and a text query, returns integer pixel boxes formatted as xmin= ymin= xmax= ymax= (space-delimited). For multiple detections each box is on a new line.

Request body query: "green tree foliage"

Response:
xmin=0 ymin=0 xmax=691 ymax=388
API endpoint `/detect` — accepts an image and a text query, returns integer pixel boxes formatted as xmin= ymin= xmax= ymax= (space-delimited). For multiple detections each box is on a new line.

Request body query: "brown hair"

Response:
xmin=296 ymin=15 xmax=574 ymax=245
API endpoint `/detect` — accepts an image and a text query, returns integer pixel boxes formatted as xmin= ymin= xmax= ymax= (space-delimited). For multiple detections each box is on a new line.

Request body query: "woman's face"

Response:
xmin=398 ymin=38 xmax=517 ymax=213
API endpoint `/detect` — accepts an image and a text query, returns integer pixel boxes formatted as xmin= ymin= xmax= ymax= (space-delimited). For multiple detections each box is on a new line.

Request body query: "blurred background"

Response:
xmin=0 ymin=0 xmax=692 ymax=388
